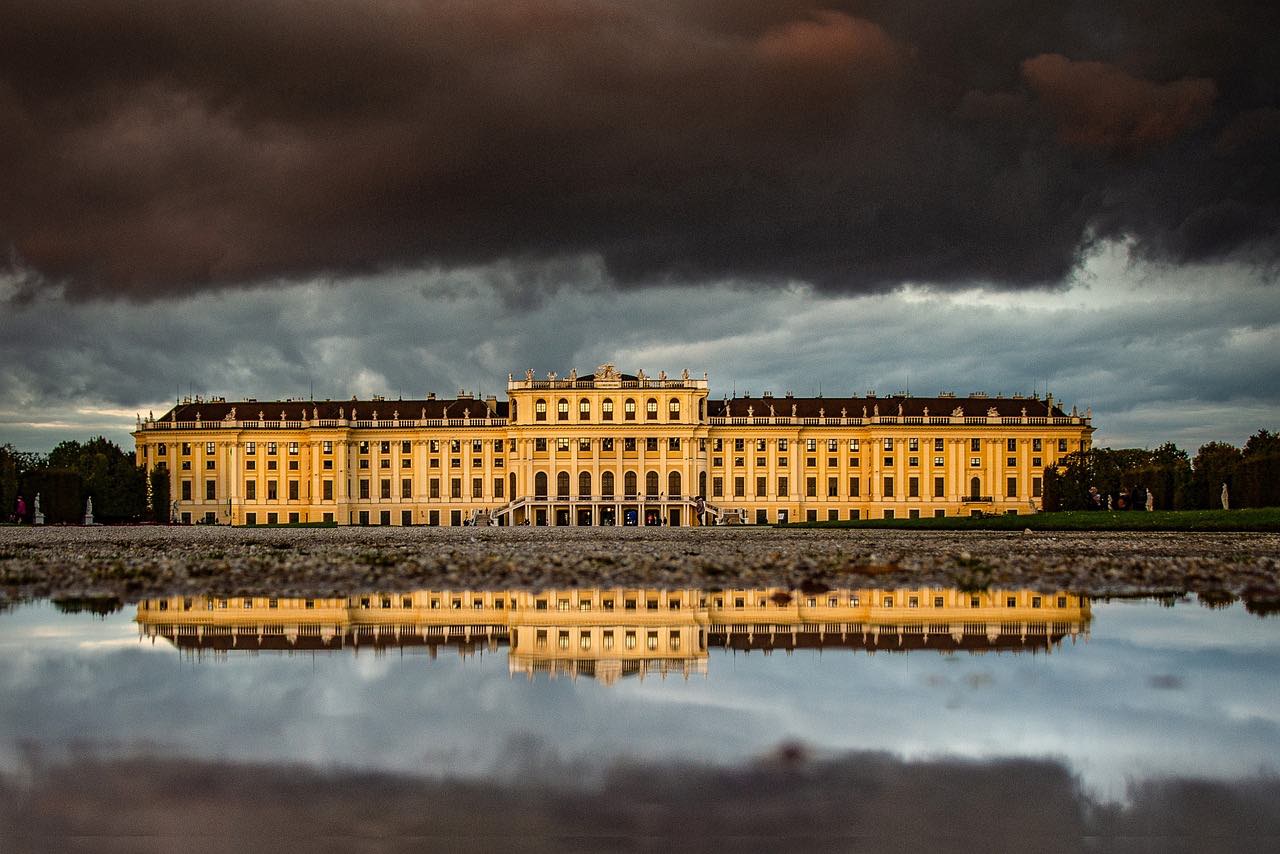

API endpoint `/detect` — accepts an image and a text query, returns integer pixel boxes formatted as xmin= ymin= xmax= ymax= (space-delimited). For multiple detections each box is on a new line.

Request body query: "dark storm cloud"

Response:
xmin=1 ymin=0 xmax=1277 ymax=299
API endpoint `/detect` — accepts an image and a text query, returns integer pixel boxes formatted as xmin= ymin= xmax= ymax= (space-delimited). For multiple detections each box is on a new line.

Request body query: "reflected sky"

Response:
xmin=1 ymin=590 xmax=1277 ymax=801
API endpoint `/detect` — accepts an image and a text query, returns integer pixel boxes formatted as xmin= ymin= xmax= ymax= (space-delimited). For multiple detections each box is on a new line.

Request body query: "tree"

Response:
xmin=46 ymin=437 xmax=147 ymax=522
xmin=1237 ymin=430 xmax=1280 ymax=508
xmin=1 ymin=444 xmax=46 ymax=522
xmin=149 ymin=464 xmax=171 ymax=524
xmin=1190 ymin=442 xmax=1243 ymax=509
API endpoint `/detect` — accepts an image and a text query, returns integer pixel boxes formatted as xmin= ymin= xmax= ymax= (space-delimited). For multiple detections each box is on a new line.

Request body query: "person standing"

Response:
xmin=15 ymin=495 xmax=25 ymax=523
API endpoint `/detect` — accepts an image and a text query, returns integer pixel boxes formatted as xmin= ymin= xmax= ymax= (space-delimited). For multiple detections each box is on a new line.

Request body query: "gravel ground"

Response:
xmin=2 ymin=525 xmax=1278 ymax=606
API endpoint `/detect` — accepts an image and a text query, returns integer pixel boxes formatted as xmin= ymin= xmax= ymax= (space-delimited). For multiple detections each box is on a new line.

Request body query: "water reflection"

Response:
xmin=135 ymin=587 xmax=1090 ymax=681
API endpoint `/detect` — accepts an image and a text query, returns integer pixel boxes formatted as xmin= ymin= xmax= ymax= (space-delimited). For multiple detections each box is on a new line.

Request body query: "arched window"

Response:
xmin=510 ymin=400 xmax=518 ymax=422
xmin=624 ymin=398 xmax=636 ymax=421
xmin=557 ymin=399 xmax=569 ymax=421
xmin=579 ymin=398 xmax=590 ymax=420
xmin=668 ymin=471 xmax=681 ymax=497
xmin=535 ymin=472 xmax=548 ymax=498
xmin=602 ymin=398 xmax=614 ymax=421
xmin=578 ymin=471 xmax=591 ymax=499
xmin=535 ymin=399 xmax=547 ymax=421
xmin=601 ymin=471 xmax=615 ymax=498
xmin=557 ymin=471 xmax=570 ymax=499
xmin=668 ymin=397 xmax=680 ymax=420
xmin=646 ymin=471 xmax=659 ymax=498
xmin=624 ymin=471 xmax=637 ymax=497
xmin=698 ymin=398 xmax=704 ymax=421
xmin=698 ymin=471 xmax=707 ymax=497
xmin=970 ymin=476 xmax=982 ymax=500
xmin=646 ymin=398 xmax=658 ymax=420
xmin=509 ymin=472 xmax=516 ymax=501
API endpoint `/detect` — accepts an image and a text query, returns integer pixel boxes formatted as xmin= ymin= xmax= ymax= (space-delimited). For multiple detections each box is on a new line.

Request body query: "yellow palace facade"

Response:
xmin=135 ymin=586 xmax=1091 ymax=682
xmin=133 ymin=363 xmax=1093 ymax=525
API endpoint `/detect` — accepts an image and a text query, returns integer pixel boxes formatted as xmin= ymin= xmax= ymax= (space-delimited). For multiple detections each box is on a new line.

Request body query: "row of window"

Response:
xmin=710 ymin=474 xmax=1043 ymax=499
xmin=532 ymin=397 xmax=689 ymax=422
xmin=711 ymin=437 xmax=1069 ymax=453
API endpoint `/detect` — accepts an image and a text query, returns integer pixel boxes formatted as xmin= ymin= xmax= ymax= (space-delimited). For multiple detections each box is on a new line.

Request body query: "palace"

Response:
xmin=135 ymin=586 xmax=1092 ymax=683
xmin=133 ymin=363 xmax=1093 ymax=525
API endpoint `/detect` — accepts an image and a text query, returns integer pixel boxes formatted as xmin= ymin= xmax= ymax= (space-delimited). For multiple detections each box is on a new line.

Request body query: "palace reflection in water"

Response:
xmin=136 ymin=587 xmax=1090 ymax=683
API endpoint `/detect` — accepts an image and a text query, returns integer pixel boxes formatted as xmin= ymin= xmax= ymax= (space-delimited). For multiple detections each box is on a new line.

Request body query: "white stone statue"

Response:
xmin=1146 ymin=491 xmax=1155 ymax=512
xmin=952 ymin=406 xmax=965 ymax=417
xmin=84 ymin=497 xmax=94 ymax=526
xmin=33 ymin=493 xmax=44 ymax=525
xmin=525 ymin=368 xmax=535 ymax=382
xmin=898 ymin=403 xmax=904 ymax=416
xmin=873 ymin=403 xmax=879 ymax=416
xmin=681 ymin=368 xmax=689 ymax=381
xmin=791 ymin=403 xmax=797 ymax=418
xmin=1221 ymin=483 xmax=1230 ymax=510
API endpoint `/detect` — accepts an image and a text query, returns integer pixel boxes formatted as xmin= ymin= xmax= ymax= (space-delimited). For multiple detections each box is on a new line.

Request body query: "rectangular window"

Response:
xmin=734 ymin=438 xmax=745 ymax=452
xmin=734 ymin=476 xmax=745 ymax=497
xmin=805 ymin=477 xmax=816 ymax=497
xmin=712 ymin=476 xmax=723 ymax=498
xmin=287 ymin=480 xmax=298 ymax=500
xmin=971 ymin=457 xmax=981 ymax=467
xmin=757 ymin=438 xmax=767 ymax=452
xmin=1032 ymin=477 xmax=1043 ymax=498
xmin=934 ymin=476 xmax=945 ymax=497
xmin=969 ymin=438 xmax=980 ymax=452
xmin=323 ymin=480 xmax=333 ymax=501
xmin=245 ymin=480 xmax=256 ymax=500
xmin=205 ymin=442 xmax=216 ymax=455
xmin=849 ymin=439 xmax=860 ymax=452
xmin=934 ymin=456 xmax=944 ymax=466
xmin=323 ymin=441 xmax=332 ymax=454
xmin=908 ymin=438 xmax=919 ymax=452
xmin=267 ymin=442 xmax=277 ymax=455
xmin=828 ymin=438 xmax=839 ymax=452
xmin=556 ymin=437 xmax=570 ymax=451
xmin=401 ymin=478 xmax=412 ymax=499
xmin=601 ymin=437 xmax=614 ymax=451
xmin=205 ymin=479 xmax=216 ymax=500
xmin=429 ymin=478 xmax=440 ymax=499
xmin=1033 ymin=438 xmax=1043 ymax=452
xmin=883 ymin=476 xmax=894 ymax=498
xmin=472 ymin=478 xmax=482 ymax=498
xmin=494 ymin=478 xmax=504 ymax=498
xmin=1007 ymin=438 xmax=1017 ymax=452
xmin=269 ymin=480 xmax=280 ymax=500
xmin=807 ymin=439 xmax=817 ymax=452
xmin=624 ymin=438 xmax=636 ymax=451
xmin=1007 ymin=476 xmax=1018 ymax=497
xmin=756 ymin=476 xmax=767 ymax=497
xmin=579 ymin=438 xmax=591 ymax=451
xmin=828 ymin=476 xmax=838 ymax=497
xmin=450 ymin=478 xmax=462 ymax=499
xmin=668 ymin=437 xmax=680 ymax=451
xmin=288 ymin=442 xmax=298 ymax=455
xmin=908 ymin=477 xmax=919 ymax=498
xmin=883 ymin=438 xmax=893 ymax=451
xmin=849 ymin=477 xmax=860 ymax=497
xmin=778 ymin=476 xmax=789 ymax=496
xmin=245 ymin=442 xmax=255 ymax=455
xmin=358 ymin=479 xmax=368 ymax=499
xmin=646 ymin=437 xmax=659 ymax=452
xmin=380 ymin=479 xmax=391 ymax=499
xmin=1058 ymin=439 xmax=1068 ymax=452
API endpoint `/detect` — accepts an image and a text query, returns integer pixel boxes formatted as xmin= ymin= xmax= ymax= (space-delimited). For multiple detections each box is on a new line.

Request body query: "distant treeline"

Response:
xmin=1 ymin=437 xmax=167 ymax=524
xmin=1043 ymin=430 xmax=1280 ymax=511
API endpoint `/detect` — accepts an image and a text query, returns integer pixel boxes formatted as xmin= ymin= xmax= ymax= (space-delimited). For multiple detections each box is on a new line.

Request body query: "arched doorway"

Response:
xmin=970 ymin=476 xmax=982 ymax=500
xmin=557 ymin=471 xmax=570 ymax=499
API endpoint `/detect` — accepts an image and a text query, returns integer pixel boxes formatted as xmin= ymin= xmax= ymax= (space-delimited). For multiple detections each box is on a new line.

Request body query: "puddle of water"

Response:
xmin=0 ymin=586 xmax=1277 ymax=806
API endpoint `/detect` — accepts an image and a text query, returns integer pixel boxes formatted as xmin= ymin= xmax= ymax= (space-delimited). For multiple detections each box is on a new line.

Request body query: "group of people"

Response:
xmin=1087 ymin=485 xmax=1155 ymax=511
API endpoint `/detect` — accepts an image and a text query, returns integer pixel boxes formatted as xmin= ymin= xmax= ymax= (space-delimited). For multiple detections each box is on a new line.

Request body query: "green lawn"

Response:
xmin=779 ymin=507 xmax=1280 ymax=532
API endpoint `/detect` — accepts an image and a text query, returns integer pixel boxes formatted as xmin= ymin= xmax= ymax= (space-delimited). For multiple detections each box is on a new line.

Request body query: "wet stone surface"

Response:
xmin=1 ymin=526 xmax=1277 ymax=606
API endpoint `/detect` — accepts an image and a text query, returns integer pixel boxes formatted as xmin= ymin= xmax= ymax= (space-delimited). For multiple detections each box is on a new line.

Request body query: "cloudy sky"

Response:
xmin=1 ymin=1 xmax=1277 ymax=453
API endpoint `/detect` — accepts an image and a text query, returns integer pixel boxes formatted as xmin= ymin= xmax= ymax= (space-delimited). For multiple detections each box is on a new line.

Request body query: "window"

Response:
xmin=969 ymin=438 xmax=980 ymax=452
xmin=494 ymin=477 xmax=504 ymax=498
xmin=472 ymin=478 xmax=483 ymax=498
xmin=934 ymin=438 xmax=945 ymax=452
xmin=624 ymin=398 xmax=636 ymax=420
xmin=1006 ymin=438 xmax=1017 ymax=452
xmin=322 ymin=440 xmax=332 ymax=454
xmin=668 ymin=437 xmax=680 ymax=451
xmin=271 ymin=480 xmax=282 ymax=500
xmin=494 ymin=439 xmax=504 ymax=452
xmin=430 ymin=478 xmax=440 ymax=499
xmin=712 ymin=476 xmax=723 ymax=497
xmin=1058 ymin=439 xmax=1068 ymax=452
xmin=934 ymin=476 xmax=945 ymax=497
xmin=471 ymin=439 xmax=482 ymax=453
xmin=624 ymin=471 xmax=637 ymax=497
xmin=908 ymin=456 xmax=919 ymax=467
xmin=883 ymin=438 xmax=893 ymax=451
xmin=267 ymin=442 xmax=277 ymax=455
xmin=601 ymin=471 xmax=614 ymax=498
xmin=755 ymin=438 xmax=766 ymax=452
xmin=602 ymin=398 xmax=614 ymax=420
xmin=646 ymin=437 xmax=658 ymax=452
xmin=849 ymin=477 xmax=860 ymax=497
xmin=755 ymin=476 xmax=767 ymax=497
xmin=734 ymin=476 xmax=745 ymax=497
xmin=971 ymin=457 xmax=981 ymax=467
xmin=1007 ymin=457 xmax=1017 ymax=467
xmin=1033 ymin=456 xmax=1042 ymax=467
xmin=624 ymin=437 xmax=636 ymax=451
xmin=449 ymin=478 xmax=462 ymax=499
xmin=205 ymin=480 xmax=216 ymax=500
xmin=323 ymin=480 xmax=333 ymax=501
xmin=289 ymin=442 xmax=299 ymax=455
xmin=245 ymin=480 xmax=257 ymax=500
xmin=578 ymin=471 xmax=591 ymax=498
xmin=734 ymin=438 xmax=745 ymax=452
xmin=1007 ymin=476 xmax=1018 ymax=497
xmin=557 ymin=437 xmax=570 ymax=451
xmin=908 ymin=438 xmax=919 ymax=452
xmin=669 ymin=398 xmax=680 ymax=420
xmin=1033 ymin=438 xmax=1043 ymax=452
xmin=827 ymin=438 xmax=839 ymax=452
xmin=578 ymin=437 xmax=591 ymax=452
xmin=805 ymin=477 xmax=816 ymax=497
xmin=401 ymin=478 xmax=412 ymax=499
xmin=380 ymin=479 xmax=391 ymax=499
xmin=806 ymin=438 xmax=817 ymax=452
xmin=646 ymin=398 xmax=658 ymax=420
xmin=535 ymin=438 xmax=547 ymax=452
xmin=602 ymin=438 xmax=614 ymax=451
xmin=205 ymin=442 xmax=216 ymax=455
xmin=557 ymin=399 xmax=569 ymax=421
xmin=579 ymin=398 xmax=590 ymax=419
xmin=430 ymin=440 xmax=440 ymax=452
xmin=559 ymin=471 xmax=571 ymax=499
xmin=180 ymin=480 xmax=192 ymax=500
xmin=849 ymin=439 xmax=860 ymax=452
xmin=908 ymin=476 xmax=919 ymax=498
xmin=828 ymin=476 xmax=838 ymax=497
xmin=935 ymin=456 xmax=944 ymax=466
xmin=883 ymin=476 xmax=894 ymax=497
xmin=535 ymin=399 xmax=547 ymax=421
xmin=646 ymin=471 xmax=659 ymax=497
xmin=1032 ymin=477 xmax=1043 ymax=498
xmin=158 ymin=443 xmax=168 ymax=456
xmin=380 ymin=441 xmax=390 ymax=454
